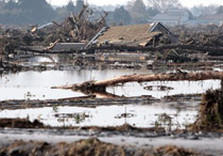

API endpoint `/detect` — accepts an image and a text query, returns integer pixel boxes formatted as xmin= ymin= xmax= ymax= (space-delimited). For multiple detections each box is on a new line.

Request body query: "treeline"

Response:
xmin=0 ymin=0 xmax=84 ymax=25
xmin=0 ymin=0 xmax=55 ymax=25
xmin=0 ymin=0 xmax=161 ymax=26
xmin=0 ymin=0 xmax=223 ymax=26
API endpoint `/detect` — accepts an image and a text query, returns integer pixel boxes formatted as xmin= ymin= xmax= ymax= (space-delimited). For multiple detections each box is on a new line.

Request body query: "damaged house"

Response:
xmin=20 ymin=21 xmax=179 ymax=64
xmin=87 ymin=22 xmax=179 ymax=63
xmin=89 ymin=22 xmax=179 ymax=48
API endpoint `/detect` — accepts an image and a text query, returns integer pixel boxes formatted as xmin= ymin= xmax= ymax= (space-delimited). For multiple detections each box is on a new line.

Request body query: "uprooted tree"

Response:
xmin=52 ymin=71 xmax=223 ymax=93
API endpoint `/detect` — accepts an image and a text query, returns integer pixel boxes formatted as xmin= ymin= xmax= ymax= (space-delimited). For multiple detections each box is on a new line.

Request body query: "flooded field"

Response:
xmin=0 ymin=68 xmax=222 ymax=155
xmin=0 ymin=104 xmax=198 ymax=129
xmin=0 ymin=69 xmax=220 ymax=100
xmin=0 ymin=68 xmax=220 ymax=131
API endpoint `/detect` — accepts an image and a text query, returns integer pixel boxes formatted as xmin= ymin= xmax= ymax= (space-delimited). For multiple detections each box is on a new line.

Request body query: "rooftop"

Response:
xmin=96 ymin=23 xmax=161 ymax=46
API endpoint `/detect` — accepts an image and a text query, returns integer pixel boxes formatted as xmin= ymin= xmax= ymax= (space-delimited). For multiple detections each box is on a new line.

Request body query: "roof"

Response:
xmin=95 ymin=23 xmax=161 ymax=46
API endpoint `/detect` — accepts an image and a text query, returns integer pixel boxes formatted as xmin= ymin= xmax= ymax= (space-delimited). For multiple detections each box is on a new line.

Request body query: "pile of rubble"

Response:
xmin=0 ymin=4 xmax=107 ymax=56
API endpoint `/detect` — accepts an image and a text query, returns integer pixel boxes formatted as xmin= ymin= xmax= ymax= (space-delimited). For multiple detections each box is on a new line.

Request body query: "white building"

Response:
xmin=152 ymin=9 xmax=192 ymax=25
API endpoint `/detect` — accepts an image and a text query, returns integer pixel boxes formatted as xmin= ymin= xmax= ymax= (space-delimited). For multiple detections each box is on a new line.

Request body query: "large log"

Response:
xmin=52 ymin=71 xmax=223 ymax=92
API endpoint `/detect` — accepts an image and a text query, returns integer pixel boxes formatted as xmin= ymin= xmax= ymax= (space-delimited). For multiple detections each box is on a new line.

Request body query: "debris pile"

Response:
xmin=0 ymin=4 xmax=107 ymax=56
xmin=30 ymin=4 xmax=107 ymax=47
xmin=192 ymin=79 xmax=223 ymax=131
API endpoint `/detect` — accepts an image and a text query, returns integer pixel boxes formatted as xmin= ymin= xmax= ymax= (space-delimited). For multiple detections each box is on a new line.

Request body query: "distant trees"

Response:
xmin=0 ymin=0 xmax=55 ymax=25
xmin=75 ymin=0 xmax=84 ymax=14
xmin=147 ymin=7 xmax=160 ymax=17
xmin=0 ymin=0 xmax=86 ymax=25
xmin=147 ymin=0 xmax=181 ymax=12
xmin=190 ymin=5 xmax=218 ymax=17
xmin=18 ymin=0 xmax=55 ymax=24
xmin=66 ymin=1 xmax=75 ymax=13
xmin=216 ymin=6 xmax=223 ymax=14
xmin=55 ymin=0 xmax=85 ymax=22
xmin=113 ymin=6 xmax=132 ymax=25
xmin=127 ymin=0 xmax=148 ymax=23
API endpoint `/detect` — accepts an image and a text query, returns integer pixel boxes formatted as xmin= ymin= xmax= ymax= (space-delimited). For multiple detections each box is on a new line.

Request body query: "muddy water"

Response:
xmin=0 ymin=104 xmax=197 ymax=129
xmin=0 ymin=69 xmax=221 ymax=100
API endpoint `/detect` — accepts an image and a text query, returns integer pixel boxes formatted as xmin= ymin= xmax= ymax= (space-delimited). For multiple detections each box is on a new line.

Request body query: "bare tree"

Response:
xmin=147 ymin=0 xmax=181 ymax=12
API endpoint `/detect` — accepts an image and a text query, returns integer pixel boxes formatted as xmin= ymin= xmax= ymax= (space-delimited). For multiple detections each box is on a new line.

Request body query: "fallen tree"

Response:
xmin=52 ymin=71 xmax=223 ymax=93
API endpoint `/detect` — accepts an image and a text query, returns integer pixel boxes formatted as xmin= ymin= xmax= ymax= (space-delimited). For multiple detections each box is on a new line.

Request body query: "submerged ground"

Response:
xmin=0 ymin=55 xmax=223 ymax=156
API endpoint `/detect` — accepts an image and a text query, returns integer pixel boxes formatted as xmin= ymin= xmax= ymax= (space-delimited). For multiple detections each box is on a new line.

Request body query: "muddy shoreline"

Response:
xmin=0 ymin=128 xmax=222 ymax=155
xmin=0 ymin=94 xmax=201 ymax=110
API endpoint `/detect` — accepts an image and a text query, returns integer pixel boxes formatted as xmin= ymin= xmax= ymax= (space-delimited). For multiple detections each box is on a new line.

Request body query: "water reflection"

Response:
xmin=107 ymin=80 xmax=220 ymax=98
xmin=0 ymin=104 xmax=198 ymax=129
xmin=0 ymin=69 xmax=221 ymax=100
xmin=0 ymin=69 xmax=152 ymax=100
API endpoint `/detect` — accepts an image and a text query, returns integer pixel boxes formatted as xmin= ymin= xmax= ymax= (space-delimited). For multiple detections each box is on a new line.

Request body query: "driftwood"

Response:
xmin=52 ymin=71 xmax=223 ymax=93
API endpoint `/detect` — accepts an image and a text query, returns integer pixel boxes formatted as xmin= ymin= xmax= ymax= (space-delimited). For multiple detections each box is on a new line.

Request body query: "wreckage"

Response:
xmin=1 ymin=4 xmax=223 ymax=71
xmin=88 ymin=22 xmax=179 ymax=48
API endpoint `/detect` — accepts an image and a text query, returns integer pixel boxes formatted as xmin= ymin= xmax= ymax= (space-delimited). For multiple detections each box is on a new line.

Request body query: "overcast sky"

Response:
xmin=46 ymin=0 xmax=223 ymax=8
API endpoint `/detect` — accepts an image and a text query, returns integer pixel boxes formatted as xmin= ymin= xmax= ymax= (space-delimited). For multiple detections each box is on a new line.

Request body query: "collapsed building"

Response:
xmin=89 ymin=22 xmax=179 ymax=48
xmin=83 ymin=22 xmax=180 ymax=63
xmin=33 ymin=22 xmax=179 ymax=52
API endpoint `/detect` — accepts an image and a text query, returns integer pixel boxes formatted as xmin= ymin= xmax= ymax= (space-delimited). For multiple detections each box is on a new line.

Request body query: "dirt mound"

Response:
xmin=0 ymin=138 xmax=200 ymax=156
xmin=155 ymin=145 xmax=199 ymax=156
xmin=0 ymin=138 xmax=151 ymax=156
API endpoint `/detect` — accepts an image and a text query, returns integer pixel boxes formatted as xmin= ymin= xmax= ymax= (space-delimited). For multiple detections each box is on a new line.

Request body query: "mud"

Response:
xmin=0 ymin=116 xmax=165 ymax=133
xmin=0 ymin=118 xmax=44 ymax=128
xmin=0 ymin=95 xmax=157 ymax=110
xmin=0 ymin=138 xmax=201 ymax=156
